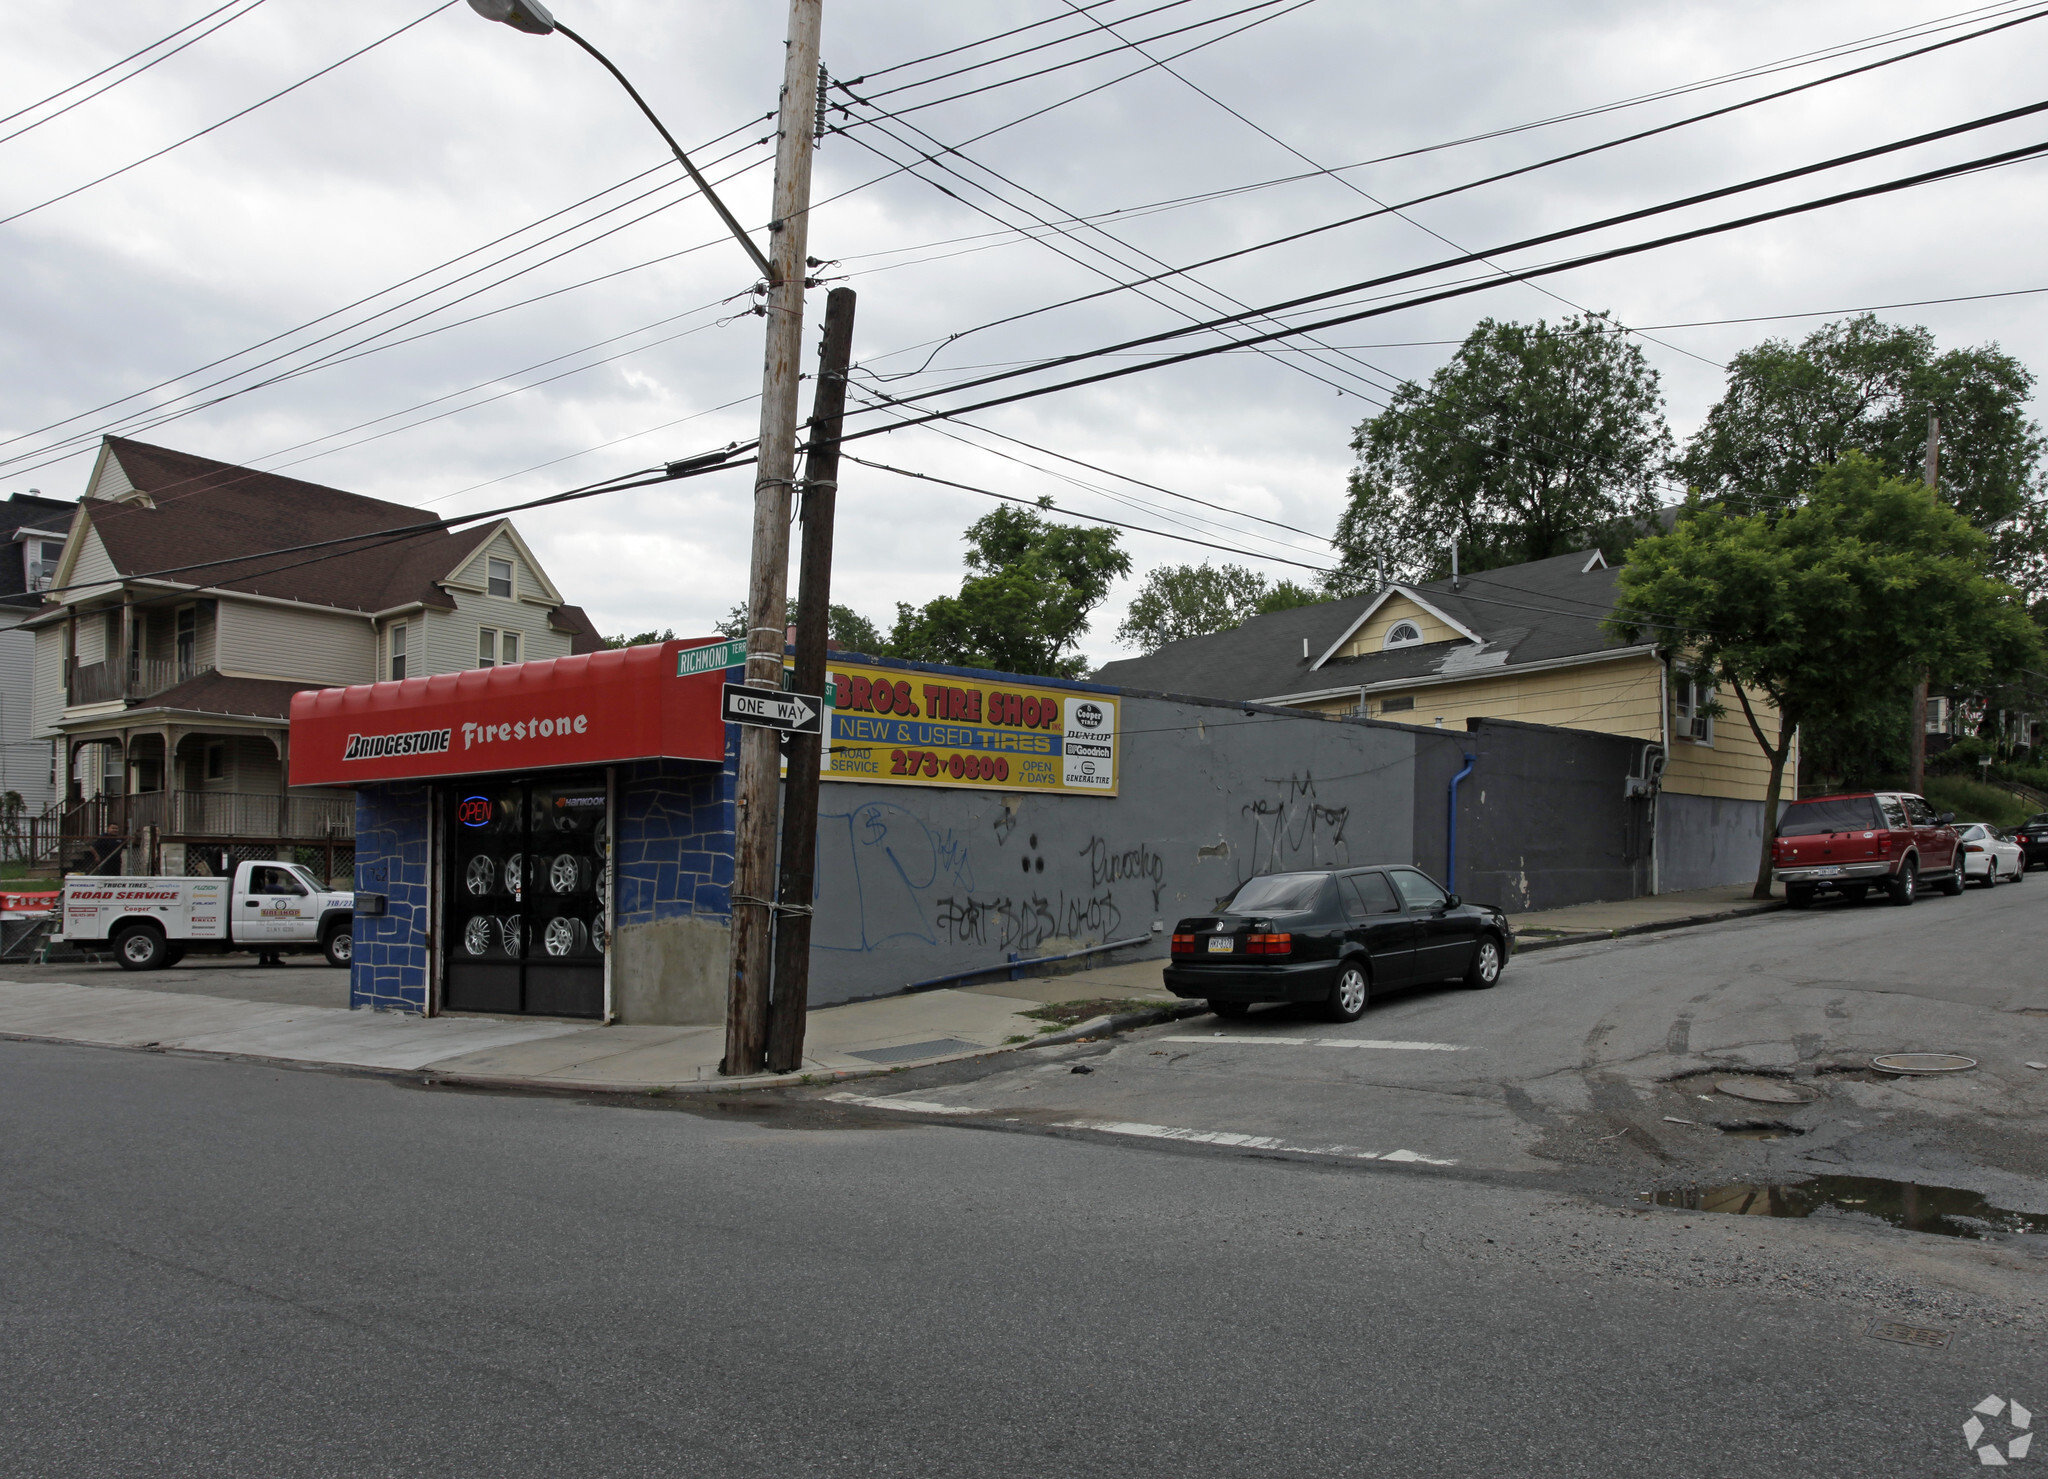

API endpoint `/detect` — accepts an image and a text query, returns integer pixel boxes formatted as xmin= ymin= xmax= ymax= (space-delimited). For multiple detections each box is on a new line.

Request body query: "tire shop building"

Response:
xmin=296 ymin=637 xmax=1672 ymax=1024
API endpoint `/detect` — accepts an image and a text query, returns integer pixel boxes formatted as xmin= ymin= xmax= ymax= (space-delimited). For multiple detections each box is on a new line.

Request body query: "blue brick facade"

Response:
xmin=347 ymin=746 xmax=735 ymax=1015
xmin=352 ymin=782 xmax=431 ymax=1012
xmin=615 ymin=755 xmax=734 ymax=927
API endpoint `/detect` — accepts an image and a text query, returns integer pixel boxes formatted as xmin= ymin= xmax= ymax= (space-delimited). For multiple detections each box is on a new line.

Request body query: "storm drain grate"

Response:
xmin=848 ymin=1038 xmax=986 ymax=1065
xmin=1867 ymin=1319 xmax=1951 ymax=1350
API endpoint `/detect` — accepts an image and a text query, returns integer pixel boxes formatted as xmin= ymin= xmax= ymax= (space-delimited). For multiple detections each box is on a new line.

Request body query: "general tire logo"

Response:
xmin=1965 ymin=1395 xmax=2033 ymax=1465
xmin=343 ymin=728 xmax=451 ymax=761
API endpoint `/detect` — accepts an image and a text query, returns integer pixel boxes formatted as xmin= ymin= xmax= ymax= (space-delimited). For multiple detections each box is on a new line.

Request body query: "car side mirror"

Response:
xmin=1937 ymin=812 xmax=1955 ymax=825
xmin=1443 ymin=894 xmax=1461 ymax=910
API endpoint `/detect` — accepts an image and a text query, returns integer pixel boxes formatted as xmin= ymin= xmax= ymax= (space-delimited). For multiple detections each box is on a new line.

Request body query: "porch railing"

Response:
xmin=23 ymin=789 xmax=355 ymax=873
xmin=67 ymin=658 xmax=213 ymax=707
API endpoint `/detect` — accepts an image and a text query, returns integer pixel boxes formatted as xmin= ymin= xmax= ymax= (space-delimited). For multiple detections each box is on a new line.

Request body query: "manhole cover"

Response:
xmin=1871 ymin=1053 xmax=1978 ymax=1075
xmin=1716 ymin=1076 xmax=1819 ymax=1105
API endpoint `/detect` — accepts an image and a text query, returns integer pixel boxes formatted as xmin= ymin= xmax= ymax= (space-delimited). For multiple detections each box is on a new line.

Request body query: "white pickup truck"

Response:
xmin=56 ymin=861 xmax=355 ymax=971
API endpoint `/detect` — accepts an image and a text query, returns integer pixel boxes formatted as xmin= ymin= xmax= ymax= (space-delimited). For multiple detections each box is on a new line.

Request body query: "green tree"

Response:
xmin=888 ymin=504 xmax=1130 ymax=677
xmin=713 ymin=602 xmax=886 ymax=652
xmin=1333 ymin=313 xmax=1671 ymax=589
xmin=1115 ymin=563 xmax=1274 ymax=651
xmin=1254 ymin=579 xmax=1323 ymax=615
xmin=1675 ymin=314 xmax=2048 ymax=592
xmin=602 ymin=627 xmax=676 ymax=649
xmin=1609 ymin=453 xmax=2039 ymax=898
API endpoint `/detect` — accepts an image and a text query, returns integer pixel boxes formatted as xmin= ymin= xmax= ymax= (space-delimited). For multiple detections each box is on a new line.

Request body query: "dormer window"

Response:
xmin=1384 ymin=620 xmax=1423 ymax=650
xmin=487 ymin=557 xmax=513 ymax=599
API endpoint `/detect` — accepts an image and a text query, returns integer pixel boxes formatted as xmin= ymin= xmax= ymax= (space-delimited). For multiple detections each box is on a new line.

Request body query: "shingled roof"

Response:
xmin=1094 ymin=549 xmax=1645 ymax=703
xmin=73 ymin=438 xmax=495 ymax=614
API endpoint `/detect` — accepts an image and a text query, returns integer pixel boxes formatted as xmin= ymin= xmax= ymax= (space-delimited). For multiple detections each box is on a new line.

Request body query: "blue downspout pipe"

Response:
xmin=1447 ymin=753 xmax=1476 ymax=892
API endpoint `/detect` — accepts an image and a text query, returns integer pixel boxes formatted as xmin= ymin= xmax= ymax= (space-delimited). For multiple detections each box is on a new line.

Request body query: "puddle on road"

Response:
xmin=1641 ymin=1175 xmax=2048 ymax=1238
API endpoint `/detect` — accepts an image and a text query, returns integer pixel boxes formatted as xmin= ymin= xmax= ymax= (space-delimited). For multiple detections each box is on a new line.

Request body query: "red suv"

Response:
xmin=1771 ymin=791 xmax=1963 ymax=907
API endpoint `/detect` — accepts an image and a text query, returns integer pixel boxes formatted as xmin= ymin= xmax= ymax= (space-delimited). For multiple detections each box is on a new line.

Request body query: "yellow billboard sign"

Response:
xmin=822 ymin=662 xmax=1117 ymax=796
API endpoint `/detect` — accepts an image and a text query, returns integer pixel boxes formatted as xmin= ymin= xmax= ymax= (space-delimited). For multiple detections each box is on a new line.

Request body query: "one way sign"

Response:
xmin=721 ymin=683 xmax=823 ymax=735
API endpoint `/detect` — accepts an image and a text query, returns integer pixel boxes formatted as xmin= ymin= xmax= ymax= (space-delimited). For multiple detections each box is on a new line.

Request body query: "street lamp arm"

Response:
xmin=552 ymin=21 xmax=774 ymax=281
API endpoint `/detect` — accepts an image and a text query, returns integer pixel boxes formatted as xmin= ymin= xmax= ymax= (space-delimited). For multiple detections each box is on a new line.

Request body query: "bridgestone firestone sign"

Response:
xmin=343 ymin=728 xmax=452 ymax=761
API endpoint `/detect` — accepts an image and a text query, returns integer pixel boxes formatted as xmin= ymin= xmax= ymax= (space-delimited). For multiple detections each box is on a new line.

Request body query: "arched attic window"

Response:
xmin=1384 ymin=620 xmax=1423 ymax=650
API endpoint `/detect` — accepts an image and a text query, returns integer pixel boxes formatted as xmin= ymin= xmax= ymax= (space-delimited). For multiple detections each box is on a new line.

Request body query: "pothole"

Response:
xmin=1717 ymin=1121 xmax=1806 ymax=1141
xmin=1640 ymin=1175 xmax=2048 ymax=1238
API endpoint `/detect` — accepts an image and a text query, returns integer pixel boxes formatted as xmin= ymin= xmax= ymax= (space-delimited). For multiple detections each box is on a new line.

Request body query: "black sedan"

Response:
xmin=2019 ymin=812 xmax=2048 ymax=870
xmin=1162 ymin=866 xmax=1512 ymax=1022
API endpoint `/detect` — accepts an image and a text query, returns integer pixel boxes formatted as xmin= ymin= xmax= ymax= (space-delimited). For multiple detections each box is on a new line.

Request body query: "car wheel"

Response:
xmin=1887 ymin=858 xmax=1917 ymax=907
xmin=1786 ymin=885 xmax=1815 ymax=910
xmin=323 ymin=928 xmax=353 ymax=968
xmin=1980 ymin=861 xmax=1998 ymax=888
xmin=1323 ymin=962 xmax=1370 ymax=1023
xmin=1464 ymin=934 xmax=1504 ymax=989
xmin=1937 ymin=862 xmax=1965 ymax=897
xmin=112 ymin=923 xmax=168 ymax=971
xmin=1208 ymin=1000 xmax=1251 ymax=1019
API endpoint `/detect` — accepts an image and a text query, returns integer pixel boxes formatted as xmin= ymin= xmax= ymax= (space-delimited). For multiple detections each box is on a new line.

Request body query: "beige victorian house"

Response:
xmin=29 ymin=437 xmax=601 ymax=877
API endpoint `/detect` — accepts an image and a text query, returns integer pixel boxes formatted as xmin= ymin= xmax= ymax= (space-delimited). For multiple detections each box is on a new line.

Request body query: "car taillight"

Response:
xmin=1963 ymin=844 xmax=1984 ymax=853
xmin=1171 ymin=932 xmax=1195 ymax=955
xmin=1877 ymin=832 xmax=1896 ymax=854
xmin=1247 ymin=933 xmax=1292 ymax=956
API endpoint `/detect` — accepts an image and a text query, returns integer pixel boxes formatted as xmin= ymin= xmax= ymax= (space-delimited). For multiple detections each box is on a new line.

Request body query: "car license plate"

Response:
xmin=1810 ymin=865 xmax=1841 ymax=876
xmin=1206 ymin=936 xmax=1234 ymax=953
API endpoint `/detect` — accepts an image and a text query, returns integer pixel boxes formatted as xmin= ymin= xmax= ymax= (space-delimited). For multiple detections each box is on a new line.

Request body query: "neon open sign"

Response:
xmin=457 ymin=796 xmax=493 ymax=828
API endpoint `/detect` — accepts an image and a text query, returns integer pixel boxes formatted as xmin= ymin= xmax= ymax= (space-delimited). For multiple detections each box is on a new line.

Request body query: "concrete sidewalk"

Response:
xmin=0 ymin=886 xmax=1782 ymax=1092
xmin=0 ymin=956 xmax=1186 ymax=1093
xmin=1506 ymin=882 xmax=1780 ymax=949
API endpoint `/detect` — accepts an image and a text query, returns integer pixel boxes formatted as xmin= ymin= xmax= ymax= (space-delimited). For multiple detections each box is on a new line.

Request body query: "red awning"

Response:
xmin=289 ymin=641 xmax=728 ymax=787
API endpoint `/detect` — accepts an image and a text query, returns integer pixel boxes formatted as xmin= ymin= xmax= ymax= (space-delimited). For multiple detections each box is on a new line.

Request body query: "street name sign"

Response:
xmin=677 ymin=639 xmax=749 ymax=677
xmin=721 ymin=683 xmax=823 ymax=735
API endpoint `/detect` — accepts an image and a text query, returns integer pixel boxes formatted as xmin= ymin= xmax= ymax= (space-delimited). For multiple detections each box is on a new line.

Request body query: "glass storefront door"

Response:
xmin=445 ymin=772 xmax=608 ymax=1018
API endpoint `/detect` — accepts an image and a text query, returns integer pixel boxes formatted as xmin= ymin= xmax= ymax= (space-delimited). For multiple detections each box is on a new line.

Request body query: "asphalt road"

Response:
xmin=3 ymin=884 xmax=2044 ymax=1476
xmin=856 ymin=871 xmax=2048 ymax=1197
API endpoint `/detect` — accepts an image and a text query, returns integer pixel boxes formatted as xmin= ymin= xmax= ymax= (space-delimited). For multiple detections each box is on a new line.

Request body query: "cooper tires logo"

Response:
xmin=1965 ymin=1395 xmax=2033 ymax=1465
xmin=1074 ymin=701 xmax=1104 ymax=730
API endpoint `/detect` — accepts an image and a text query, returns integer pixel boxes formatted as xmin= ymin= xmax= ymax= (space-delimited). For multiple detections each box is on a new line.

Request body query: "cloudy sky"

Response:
xmin=3 ymin=0 xmax=2045 ymax=662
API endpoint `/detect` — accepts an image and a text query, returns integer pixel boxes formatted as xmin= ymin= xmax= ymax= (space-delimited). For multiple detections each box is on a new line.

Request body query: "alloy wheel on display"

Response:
xmin=465 ymin=855 xmax=496 ymax=896
xmin=462 ymin=917 xmax=493 ymax=956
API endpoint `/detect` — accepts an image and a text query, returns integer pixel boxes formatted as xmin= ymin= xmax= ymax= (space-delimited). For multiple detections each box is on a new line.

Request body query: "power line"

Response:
xmin=0 ymin=0 xmax=271 ymax=147
xmin=882 ymin=2 xmax=2048 ymax=376
xmin=833 ymin=104 xmax=2048 ymax=429
xmin=0 ymin=137 xmax=776 ymax=478
xmin=843 ymin=454 xmax=1335 ymax=573
xmin=0 ymin=0 xmax=460 ymax=229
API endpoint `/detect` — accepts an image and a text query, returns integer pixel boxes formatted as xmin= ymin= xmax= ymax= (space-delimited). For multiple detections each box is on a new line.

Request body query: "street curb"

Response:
xmin=0 ymin=998 xmax=1208 ymax=1100
xmin=1022 ymin=999 xmax=1208 ymax=1047
xmin=1511 ymin=899 xmax=1784 ymax=954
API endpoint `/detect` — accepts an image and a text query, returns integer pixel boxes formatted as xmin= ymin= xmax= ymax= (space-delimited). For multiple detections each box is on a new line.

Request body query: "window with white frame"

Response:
xmin=487 ymin=557 xmax=513 ymax=599
xmin=501 ymin=630 xmax=519 ymax=666
xmin=1383 ymin=620 xmax=1423 ymax=650
xmin=478 ymin=627 xmax=497 ymax=668
xmin=1673 ymin=676 xmax=1717 ymax=744
xmin=389 ymin=622 xmax=408 ymax=681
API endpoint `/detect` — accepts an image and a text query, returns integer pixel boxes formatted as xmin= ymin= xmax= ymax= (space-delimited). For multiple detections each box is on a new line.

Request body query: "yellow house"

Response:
xmin=1095 ymin=548 xmax=1794 ymax=893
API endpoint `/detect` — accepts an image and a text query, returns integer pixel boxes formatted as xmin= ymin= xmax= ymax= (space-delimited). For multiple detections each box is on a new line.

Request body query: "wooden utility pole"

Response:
xmin=1907 ymin=410 xmax=1939 ymax=794
xmin=725 ymin=0 xmax=824 ymax=1076
xmin=766 ymin=286 xmax=856 ymax=1074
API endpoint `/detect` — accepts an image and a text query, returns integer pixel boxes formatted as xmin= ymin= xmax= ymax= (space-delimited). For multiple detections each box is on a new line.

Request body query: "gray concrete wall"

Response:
xmin=1446 ymin=718 xmax=1657 ymax=913
xmin=612 ymin=915 xmax=731 ymax=1026
xmin=806 ymin=691 xmax=1421 ymax=1005
xmin=1657 ymin=791 xmax=1771 ymax=892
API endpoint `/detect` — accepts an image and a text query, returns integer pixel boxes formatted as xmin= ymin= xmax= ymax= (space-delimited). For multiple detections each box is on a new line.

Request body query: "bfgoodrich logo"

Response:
xmin=343 ymin=728 xmax=452 ymax=761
